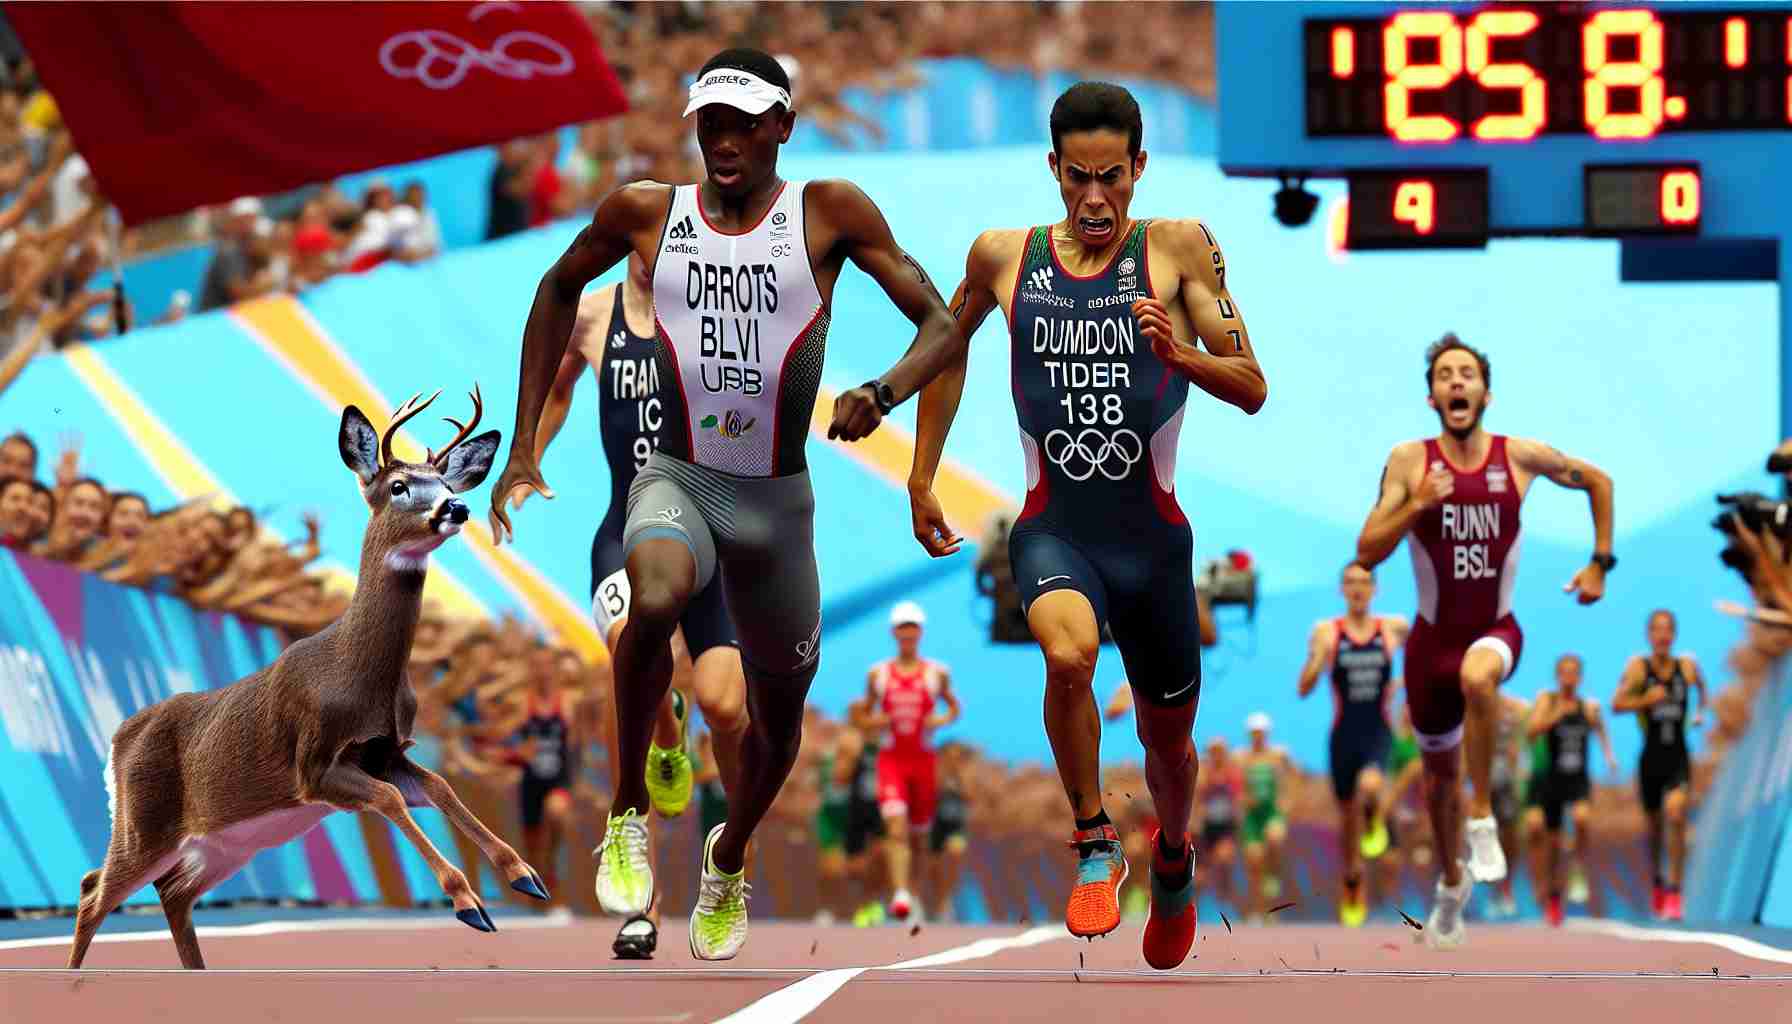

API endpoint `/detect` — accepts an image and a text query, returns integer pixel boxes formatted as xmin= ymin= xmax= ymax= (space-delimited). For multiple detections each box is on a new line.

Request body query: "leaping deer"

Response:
xmin=69 ymin=386 xmax=549 ymax=970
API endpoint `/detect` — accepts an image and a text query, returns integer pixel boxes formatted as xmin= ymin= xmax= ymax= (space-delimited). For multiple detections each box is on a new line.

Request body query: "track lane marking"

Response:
xmin=1566 ymin=919 xmax=1792 ymax=966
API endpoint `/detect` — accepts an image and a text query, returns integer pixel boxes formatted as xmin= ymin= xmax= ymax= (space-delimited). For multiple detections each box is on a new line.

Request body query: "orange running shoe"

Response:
xmin=1663 ymin=889 xmax=1684 ymax=922
xmin=1141 ymin=829 xmax=1197 ymax=970
xmin=1065 ymin=823 xmax=1128 ymax=938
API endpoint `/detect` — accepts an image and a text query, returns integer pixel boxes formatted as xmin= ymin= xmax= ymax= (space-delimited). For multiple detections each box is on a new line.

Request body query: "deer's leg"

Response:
xmin=69 ymin=843 xmax=181 ymax=969
xmin=153 ymin=873 xmax=205 ymax=970
xmin=315 ymin=762 xmax=496 ymax=932
xmin=397 ymin=757 xmax=548 ymax=901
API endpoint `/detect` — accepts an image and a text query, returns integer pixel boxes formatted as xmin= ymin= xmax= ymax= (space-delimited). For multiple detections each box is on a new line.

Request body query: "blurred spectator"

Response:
xmin=0 ymin=429 xmax=35 ymax=482
xmin=399 ymin=181 xmax=443 ymax=263
xmin=198 ymin=197 xmax=275 ymax=311
xmin=36 ymin=473 xmax=105 ymax=561
xmin=0 ymin=475 xmax=50 ymax=549
xmin=485 ymin=139 xmax=537 ymax=241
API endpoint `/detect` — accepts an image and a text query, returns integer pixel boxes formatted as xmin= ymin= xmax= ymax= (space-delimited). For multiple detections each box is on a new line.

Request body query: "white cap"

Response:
xmin=228 ymin=196 xmax=263 ymax=217
xmin=683 ymin=66 xmax=792 ymax=118
xmin=1246 ymin=712 xmax=1272 ymax=733
xmin=889 ymin=600 xmax=926 ymax=628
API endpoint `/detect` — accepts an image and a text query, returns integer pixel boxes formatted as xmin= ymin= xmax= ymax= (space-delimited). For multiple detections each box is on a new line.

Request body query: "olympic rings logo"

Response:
xmin=1042 ymin=427 xmax=1142 ymax=482
xmin=380 ymin=7 xmax=575 ymax=91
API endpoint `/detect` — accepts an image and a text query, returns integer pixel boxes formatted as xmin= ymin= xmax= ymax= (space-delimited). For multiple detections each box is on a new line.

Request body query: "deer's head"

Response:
xmin=338 ymin=386 xmax=500 ymax=574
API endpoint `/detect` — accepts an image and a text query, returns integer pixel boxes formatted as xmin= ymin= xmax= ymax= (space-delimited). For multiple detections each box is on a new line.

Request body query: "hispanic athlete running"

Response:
xmin=907 ymin=82 xmax=1266 ymax=970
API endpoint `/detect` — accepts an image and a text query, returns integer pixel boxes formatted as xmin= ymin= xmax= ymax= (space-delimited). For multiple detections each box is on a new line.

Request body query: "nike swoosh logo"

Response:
xmin=1163 ymin=674 xmax=1200 ymax=701
xmin=1037 ymin=575 xmax=1071 ymax=585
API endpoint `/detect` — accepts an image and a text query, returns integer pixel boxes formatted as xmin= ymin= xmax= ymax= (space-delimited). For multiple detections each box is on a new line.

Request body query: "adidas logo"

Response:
xmin=1027 ymin=267 xmax=1054 ymax=292
xmin=668 ymin=216 xmax=697 ymax=241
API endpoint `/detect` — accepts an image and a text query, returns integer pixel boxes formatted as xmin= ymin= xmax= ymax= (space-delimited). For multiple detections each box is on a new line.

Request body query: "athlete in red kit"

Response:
xmin=859 ymin=600 xmax=959 ymax=921
xmin=1356 ymin=334 xmax=1614 ymax=950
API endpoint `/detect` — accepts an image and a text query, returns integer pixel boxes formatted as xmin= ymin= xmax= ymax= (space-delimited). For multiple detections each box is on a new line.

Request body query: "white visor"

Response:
xmin=683 ymin=67 xmax=792 ymax=118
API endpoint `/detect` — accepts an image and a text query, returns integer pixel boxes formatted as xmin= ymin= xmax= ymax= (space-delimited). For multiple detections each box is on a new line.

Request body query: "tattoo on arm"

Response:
xmin=949 ymin=293 xmax=967 ymax=318
xmin=1570 ymin=468 xmax=1584 ymax=484
xmin=900 ymin=251 xmax=944 ymax=303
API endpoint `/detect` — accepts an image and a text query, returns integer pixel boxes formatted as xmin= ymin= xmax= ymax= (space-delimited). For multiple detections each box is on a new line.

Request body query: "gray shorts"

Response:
xmin=623 ymin=453 xmax=821 ymax=676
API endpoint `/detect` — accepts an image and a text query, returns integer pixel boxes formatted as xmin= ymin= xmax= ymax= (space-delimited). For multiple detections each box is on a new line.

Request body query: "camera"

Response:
xmin=1711 ymin=450 xmax=1792 ymax=590
xmin=973 ymin=511 xmax=1031 ymax=644
xmin=1272 ymin=173 xmax=1319 ymax=228
xmin=1198 ymin=549 xmax=1259 ymax=620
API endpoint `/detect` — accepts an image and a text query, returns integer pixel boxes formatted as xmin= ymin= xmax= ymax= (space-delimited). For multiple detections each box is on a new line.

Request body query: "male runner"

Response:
xmin=1612 ymin=609 xmax=1706 ymax=921
xmin=1526 ymin=654 xmax=1618 ymax=927
xmin=1239 ymin=712 xmax=1293 ymax=924
xmin=517 ymin=249 xmax=750 ymax=957
xmin=927 ymin=742 xmax=972 ymax=922
xmin=1196 ymin=737 xmax=1242 ymax=910
xmin=860 ymin=600 xmax=959 ymax=921
xmin=493 ymin=49 xmax=966 ymax=960
xmin=1297 ymin=562 xmax=1407 ymax=927
xmin=810 ymin=724 xmax=855 ymax=924
xmin=1356 ymin=334 xmax=1614 ymax=950
xmin=907 ymin=81 xmax=1266 ymax=970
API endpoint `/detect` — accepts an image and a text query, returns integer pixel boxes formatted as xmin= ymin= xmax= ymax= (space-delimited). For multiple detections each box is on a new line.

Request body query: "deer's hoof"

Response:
xmin=511 ymin=871 xmax=550 ymax=902
xmin=457 ymin=906 xmax=497 ymax=933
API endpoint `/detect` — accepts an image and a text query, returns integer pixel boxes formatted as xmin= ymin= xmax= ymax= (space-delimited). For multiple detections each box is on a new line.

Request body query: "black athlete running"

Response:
xmin=909 ymin=82 xmax=1265 ymax=969
xmin=1526 ymin=653 xmax=1617 ymax=927
xmin=492 ymin=47 xmax=966 ymax=960
xmin=1612 ymin=609 xmax=1706 ymax=922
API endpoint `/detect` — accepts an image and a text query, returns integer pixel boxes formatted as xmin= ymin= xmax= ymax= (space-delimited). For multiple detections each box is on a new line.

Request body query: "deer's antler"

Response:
xmin=380 ymin=389 xmax=442 ymax=468
xmin=428 ymin=384 xmax=484 ymax=469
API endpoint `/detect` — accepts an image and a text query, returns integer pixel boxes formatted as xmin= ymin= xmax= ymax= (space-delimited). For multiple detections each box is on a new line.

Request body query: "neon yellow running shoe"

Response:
xmin=689 ymin=823 xmax=751 ymax=960
xmin=646 ymin=689 xmax=693 ymax=818
xmin=593 ymin=807 xmax=653 ymax=915
xmin=1360 ymin=816 xmax=1390 ymax=860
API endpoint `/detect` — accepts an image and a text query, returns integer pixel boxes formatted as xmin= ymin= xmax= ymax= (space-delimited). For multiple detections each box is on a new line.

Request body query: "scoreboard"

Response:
xmin=1215 ymin=0 xmax=1792 ymax=428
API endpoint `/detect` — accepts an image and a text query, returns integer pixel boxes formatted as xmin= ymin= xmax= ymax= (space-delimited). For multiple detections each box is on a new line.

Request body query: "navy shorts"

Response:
xmin=1329 ymin=721 xmax=1392 ymax=804
xmin=1009 ymin=523 xmax=1202 ymax=707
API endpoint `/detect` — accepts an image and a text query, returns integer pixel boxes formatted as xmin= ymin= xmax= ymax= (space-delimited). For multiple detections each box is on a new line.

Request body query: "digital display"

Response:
xmin=1307 ymin=8 xmax=1792 ymax=140
xmin=1585 ymin=163 xmax=1702 ymax=235
xmin=1345 ymin=169 xmax=1489 ymax=249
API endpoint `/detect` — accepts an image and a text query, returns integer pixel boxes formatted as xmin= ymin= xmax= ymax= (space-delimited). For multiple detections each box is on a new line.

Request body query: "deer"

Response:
xmin=68 ymin=386 xmax=550 ymax=970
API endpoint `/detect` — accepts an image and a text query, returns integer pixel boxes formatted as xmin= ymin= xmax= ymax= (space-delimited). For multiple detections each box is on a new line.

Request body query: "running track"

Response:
xmin=3 ymin=915 xmax=1788 ymax=1022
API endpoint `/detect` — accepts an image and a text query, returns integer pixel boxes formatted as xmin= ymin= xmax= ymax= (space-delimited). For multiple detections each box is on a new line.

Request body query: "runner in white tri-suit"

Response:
xmin=491 ymin=48 xmax=967 ymax=960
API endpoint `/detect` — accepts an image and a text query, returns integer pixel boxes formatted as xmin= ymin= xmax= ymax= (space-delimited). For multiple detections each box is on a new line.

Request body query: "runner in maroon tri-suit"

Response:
xmin=1356 ymin=334 xmax=1614 ymax=951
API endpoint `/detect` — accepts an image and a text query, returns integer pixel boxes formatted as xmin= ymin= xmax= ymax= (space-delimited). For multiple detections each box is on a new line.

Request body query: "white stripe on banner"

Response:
xmin=1566 ymin=919 xmax=1792 ymax=965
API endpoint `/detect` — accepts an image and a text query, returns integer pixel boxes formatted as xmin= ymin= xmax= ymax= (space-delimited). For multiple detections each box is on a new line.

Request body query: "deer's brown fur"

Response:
xmin=69 ymin=388 xmax=545 ymax=970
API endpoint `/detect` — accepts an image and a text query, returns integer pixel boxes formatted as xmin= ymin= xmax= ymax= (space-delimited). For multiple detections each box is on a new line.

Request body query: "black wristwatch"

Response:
xmin=1591 ymin=552 xmax=1618 ymax=572
xmin=864 ymin=379 xmax=896 ymax=414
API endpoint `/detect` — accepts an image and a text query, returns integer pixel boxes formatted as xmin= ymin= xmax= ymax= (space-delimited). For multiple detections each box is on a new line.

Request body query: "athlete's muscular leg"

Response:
xmin=1664 ymin=788 xmax=1690 ymax=886
xmin=1643 ymin=807 xmax=1665 ymax=886
xmin=881 ymin=796 xmax=913 ymax=900
xmin=1459 ymin=648 xmax=1506 ymax=820
xmin=606 ymin=619 xmax=683 ymax=755
xmin=1420 ymin=746 xmax=1465 ymax=887
xmin=1570 ymin=803 xmax=1592 ymax=876
xmin=692 ymin=645 xmax=748 ymax=797
xmin=1029 ymin=591 xmax=1104 ymax=819
xmin=611 ymin=540 xmax=698 ymax=816
xmin=1135 ymin=698 xmax=1198 ymax=845
xmin=712 ymin=658 xmax=817 ymax=874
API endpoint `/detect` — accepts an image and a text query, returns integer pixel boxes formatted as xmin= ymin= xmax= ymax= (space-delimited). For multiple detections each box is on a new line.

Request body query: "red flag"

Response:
xmin=10 ymin=1 xmax=627 ymax=226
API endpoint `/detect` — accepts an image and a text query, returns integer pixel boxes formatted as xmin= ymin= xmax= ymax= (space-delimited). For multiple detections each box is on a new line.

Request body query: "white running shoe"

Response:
xmin=1566 ymin=867 xmax=1590 ymax=905
xmin=889 ymin=888 xmax=913 ymax=921
xmin=690 ymin=823 xmax=751 ymax=961
xmin=593 ymin=808 xmax=654 ymax=915
xmin=1425 ymin=862 xmax=1473 ymax=951
xmin=1465 ymin=815 xmax=1507 ymax=882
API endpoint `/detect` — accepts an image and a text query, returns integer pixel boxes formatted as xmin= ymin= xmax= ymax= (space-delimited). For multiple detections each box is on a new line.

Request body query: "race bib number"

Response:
xmin=592 ymin=568 xmax=631 ymax=630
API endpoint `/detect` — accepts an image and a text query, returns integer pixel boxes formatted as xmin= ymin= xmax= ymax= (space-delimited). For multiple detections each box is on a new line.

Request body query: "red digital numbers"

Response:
xmin=1394 ymin=180 xmax=1437 ymax=234
xmin=1377 ymin=8 xmax=1687 ymax=142
xmin=1660 ymin=169 xmax=1700 ymax=225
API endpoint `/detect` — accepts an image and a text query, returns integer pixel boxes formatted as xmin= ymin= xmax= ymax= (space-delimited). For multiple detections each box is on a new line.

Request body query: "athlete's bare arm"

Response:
xmin=1103 ymin=683 xmax=1135 ymax=722
xmin=1297 ymin=621 xmax=1335 ymax=698
xmin=860 ymin=669 xmax=892 ymax=732
xmin=1611 ymin=656 xmax=1658 ymax=712
xmin=1685 ymin=654 xmax=1708 ymax=726
xmin=511 ymin=288 xmax=612 ymax=510
xmin=907 ymin=229 xmax=1023 ymax=557
xmin=1587 ymin=699 xmax=1620 ymax=776
xmin=808 ymin=180 xmax=967 ymax=444
xmin=490 ymin=182 xmax=669 ymax=543
xmin=1507 ymin=437 xmax=1615 ymax=605
xmin=1356 ymin=441 xmax=1445 ymax=569
xmin=1384 ymin=614 xmax=1411 ymax=650
xmin=1131 ymin=219 xmax=1266 ymax=415
xmin=1526 ymin=691 xmax=1558 ymax=740
xmin=929 ymin=672 xmax=962 ymax=730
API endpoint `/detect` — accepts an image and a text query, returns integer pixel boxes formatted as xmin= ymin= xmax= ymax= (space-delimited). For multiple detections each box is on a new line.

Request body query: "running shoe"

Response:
xmin=645 ymin=689 xmax=694 ymax=818
xmin=1141 ymin=830 xmax=1197 ymax=970
xmin=1651 ymin=884 xmax=1666 ymax=920
xmin=1262 ymin=875 xmax=1282 ymax=901
xmin=852 ymin=901 xmax=886 ymax=928
xmin=1492 ymin=892 xmax=1518 ymax=920
xmin=889 ymin=888 xmax=914 ymax=922
xmin=1359 ymin=816 xmax=1390 ymax=860
xmin=689 ymin=823 xmax=750 ymax=960
xmin=1464 ymin=815 xmax=1507 ymax=883
xmin=1663 ymin=889 xmax=1684 ymax=922
xmin=612 ymin=915 xmax=658 ymax=960
xmin=1544 ymin=892 xmax=1565 ymax=928
xmin=1565 ymin=866 xmax=1589 ymax=905
xmin=1065 ymin=823 xmax=1128 ymax=938
xmin=594 ymin=807 xmax=653 ymax=915
xmin=1424 ymin=861 xmax=1472 ymax=951
xmin=1339 ymin=875 xmax=1367 ymax=928
xmin=813 ymin=909 xmax=837 ymax=926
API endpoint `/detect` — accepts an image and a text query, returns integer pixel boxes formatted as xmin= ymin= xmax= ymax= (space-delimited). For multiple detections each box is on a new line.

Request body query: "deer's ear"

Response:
xmin=339 ymin=405 xmax=380 ymax=486
xmin=440 ymin=430 xmax=501 ymax=493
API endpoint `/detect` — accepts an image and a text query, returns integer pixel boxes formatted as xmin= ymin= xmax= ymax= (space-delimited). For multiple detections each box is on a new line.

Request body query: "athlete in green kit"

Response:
xmin=812 ymin=739 xmax=854 ymax=923
xmin=1239 ymin=712 xmax=1292 ymax=922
